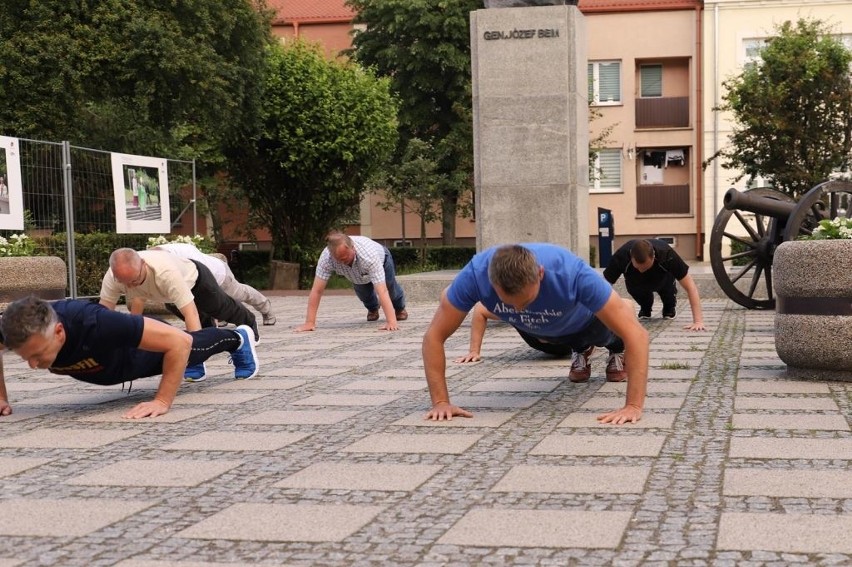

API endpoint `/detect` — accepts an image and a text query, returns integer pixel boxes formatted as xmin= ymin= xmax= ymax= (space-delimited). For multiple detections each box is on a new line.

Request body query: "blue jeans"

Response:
xmin=353 ymin=248 xmax=406 ymax=312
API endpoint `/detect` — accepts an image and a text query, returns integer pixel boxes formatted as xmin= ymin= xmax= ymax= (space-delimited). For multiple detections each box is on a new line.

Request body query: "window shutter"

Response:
xmin=640 ymin=65 xmax=662 ymax=97
xmin=598 ymin=62 xmax=621 ymax=102
xmin=598 ymin=149 xmax=621 ymax=190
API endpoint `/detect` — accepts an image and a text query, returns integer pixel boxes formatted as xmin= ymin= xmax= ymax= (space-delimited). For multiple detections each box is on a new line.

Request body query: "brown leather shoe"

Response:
xmin=395 ymin=309 xmax=408 ymax=321
xmin=605 ymin=352 xmax=628 ymax=382
xmin=568 ymin=346 xmax=594 ymax=383
xmin=367 ymin=310 xmax=380 ymax=322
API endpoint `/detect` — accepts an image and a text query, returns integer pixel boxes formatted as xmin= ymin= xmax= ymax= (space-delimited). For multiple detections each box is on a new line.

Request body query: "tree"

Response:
xmin=225 ymin=41 xmax=398 ymax=269
xmin=709 ymin=18 xmax=852 ymax=198
xmin=0 ymin=0 xmax=271 ymax=159
xmin=373 ymin=138 xmax=444 ymax=256
xmin=0 ymin=0 xmax=272 ymax=232
xmin=347 ymin=0 xmax=480 ymax=245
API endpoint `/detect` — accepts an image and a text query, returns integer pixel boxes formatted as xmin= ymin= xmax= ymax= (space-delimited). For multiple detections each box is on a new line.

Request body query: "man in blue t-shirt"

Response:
xmin=423 ymin=244 xmax=649 ymax=425
xmin=0 ymin=296 xmax=259 ymax=419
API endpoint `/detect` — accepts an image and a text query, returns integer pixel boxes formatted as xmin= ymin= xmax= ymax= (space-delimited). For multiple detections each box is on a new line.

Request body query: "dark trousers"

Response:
xmin=353 ymin=248 xmax=406 ymax=312
xmin=167 ymin=260 xmax=257 ymax=332
xmin=125 ymin=327 xmax=241 ymax=381
xmin=515 ymin=315 xmax=624 ymax=357
xmin=626 ymin=273 xmax=677 ymax=313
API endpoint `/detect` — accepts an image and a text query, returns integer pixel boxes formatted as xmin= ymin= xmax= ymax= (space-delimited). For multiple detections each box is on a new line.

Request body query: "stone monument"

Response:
xmin=472 ymin=0 xmax=588 ymax=261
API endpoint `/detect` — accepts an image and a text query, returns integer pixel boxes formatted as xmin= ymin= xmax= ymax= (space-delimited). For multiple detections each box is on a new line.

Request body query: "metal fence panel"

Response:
xmin=2 ymin=137 xmax=196 ymax=298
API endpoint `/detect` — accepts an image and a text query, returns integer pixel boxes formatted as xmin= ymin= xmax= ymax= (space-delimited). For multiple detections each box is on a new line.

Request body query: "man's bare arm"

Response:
xmin=0 ymin=354 xmax=11 ymax=416
xmin=123 ymin=318 xmax=192 ymax=419
xmin=454 ymin=302 xmax=497 ymax=363
xmin=176 ymin=301 xmax=203 ymax=332
xmin=423 ymin=290 xmax=473 ymax=420
xmin=295 ymin=277 xmax=327 ymax=332
xmin=375 ymin=282 xmax=399 ymax=331
xmin=678 ymin=274 xmax=706 ymax=331
xmin=594 ymin=292 xmax=650 ymax=425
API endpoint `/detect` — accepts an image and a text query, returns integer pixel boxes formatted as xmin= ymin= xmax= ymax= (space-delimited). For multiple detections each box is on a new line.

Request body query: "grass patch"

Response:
xmin=660 ymin=361 xmax=691 ymax=370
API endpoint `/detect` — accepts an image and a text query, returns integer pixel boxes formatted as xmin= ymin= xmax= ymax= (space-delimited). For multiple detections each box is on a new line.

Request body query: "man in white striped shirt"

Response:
xmin=295 ymin=232 xmax=407 ymax=332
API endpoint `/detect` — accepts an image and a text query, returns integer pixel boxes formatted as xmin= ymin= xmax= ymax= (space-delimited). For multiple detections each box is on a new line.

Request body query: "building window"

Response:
xmin=591 ymin=149 xmax=622 ymax=193
xmin=588 ymin=60 xmax=621 ymax=105
xmin=742 ymin=38 xmax=768 ymax=69
xmin=640 ymin=64 xmax=662 ymax=97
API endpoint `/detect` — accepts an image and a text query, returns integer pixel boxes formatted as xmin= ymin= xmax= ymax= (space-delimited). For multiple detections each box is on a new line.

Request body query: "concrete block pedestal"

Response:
xmin=773 ymin=240 xmax=852 ymax=378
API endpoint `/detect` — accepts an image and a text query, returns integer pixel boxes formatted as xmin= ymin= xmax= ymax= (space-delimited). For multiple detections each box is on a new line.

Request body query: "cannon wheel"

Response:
xmin=782 ymin=180 xmax=852 ymax=242
xmin=709 ymin=187 xmax=793 ymax=309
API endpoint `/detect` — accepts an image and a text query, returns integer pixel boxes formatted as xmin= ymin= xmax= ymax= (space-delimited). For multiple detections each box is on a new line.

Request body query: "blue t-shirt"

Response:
xmin=51 ymin=300 xmax=146 ymax=385
xmin=446 ymin=244 xmax=613 ymax=337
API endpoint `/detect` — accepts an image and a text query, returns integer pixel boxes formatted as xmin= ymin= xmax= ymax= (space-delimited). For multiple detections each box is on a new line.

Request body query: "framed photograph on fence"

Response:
xmin=111 ymin=152 xmax=170 ymax=234
xmin=0 ymin=136 xmax=25 ymax=231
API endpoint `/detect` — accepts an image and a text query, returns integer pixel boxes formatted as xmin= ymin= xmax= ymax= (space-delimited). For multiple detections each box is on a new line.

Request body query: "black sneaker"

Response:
xmin=638 ymin=309 xmax=652 ymax=319
xmin=662 ymin=308 xmax=676 ymax=319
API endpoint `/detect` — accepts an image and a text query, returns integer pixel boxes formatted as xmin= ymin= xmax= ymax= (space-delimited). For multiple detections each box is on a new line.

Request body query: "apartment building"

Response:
xmin=584 ymin=0 xmax=703 ymax=260
xmin=223 ymin=0 xmax=852 ymax=261
xmin=701 ymin=0 xmax=852 ymax=259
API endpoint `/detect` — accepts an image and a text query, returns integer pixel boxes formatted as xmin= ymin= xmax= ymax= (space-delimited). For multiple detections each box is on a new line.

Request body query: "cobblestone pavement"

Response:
xmin=0 ymin=295 xmax=850 ymax=566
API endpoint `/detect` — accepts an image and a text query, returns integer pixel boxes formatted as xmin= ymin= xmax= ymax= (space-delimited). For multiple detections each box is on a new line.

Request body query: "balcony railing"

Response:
xmin=635 ymin=96 xmax=689 ymax=129
xmin=637 ymin=184 xmax=690 ymax=215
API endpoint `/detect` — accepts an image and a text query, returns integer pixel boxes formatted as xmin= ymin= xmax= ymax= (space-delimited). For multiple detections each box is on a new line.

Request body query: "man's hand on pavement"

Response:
xmin=453 ymin=352 xmax=482 ymax=364
xmin=425 ymin=401 xmax=473 ymax=421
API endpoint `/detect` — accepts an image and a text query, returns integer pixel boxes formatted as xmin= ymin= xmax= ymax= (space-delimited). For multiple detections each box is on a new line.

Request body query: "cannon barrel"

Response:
xmin=722 ymin=187 xmax=797 ymax=219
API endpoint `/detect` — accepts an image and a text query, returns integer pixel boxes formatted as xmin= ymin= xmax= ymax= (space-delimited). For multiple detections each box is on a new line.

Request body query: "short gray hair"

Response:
xmin=0 ymin=296 xmax=58 ymax=349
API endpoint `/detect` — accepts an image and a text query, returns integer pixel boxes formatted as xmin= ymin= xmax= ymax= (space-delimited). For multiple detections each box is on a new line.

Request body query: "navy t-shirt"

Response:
xmin=446 ymin=243 xmax=613 ymax=337
xmin=50 ymin=300 xmax=145 ymax=385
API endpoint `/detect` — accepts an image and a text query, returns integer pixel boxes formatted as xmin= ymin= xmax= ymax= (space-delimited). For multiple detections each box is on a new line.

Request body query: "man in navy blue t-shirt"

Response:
xmin=0 ymin=296 xmax=259 ymax=419
xmin=423 ymin=244 xmax=649 ymax=425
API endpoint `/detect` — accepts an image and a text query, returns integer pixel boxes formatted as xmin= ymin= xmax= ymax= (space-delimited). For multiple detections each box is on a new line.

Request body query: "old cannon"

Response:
xmin=709 ymin=179 xmax=852 ymax=309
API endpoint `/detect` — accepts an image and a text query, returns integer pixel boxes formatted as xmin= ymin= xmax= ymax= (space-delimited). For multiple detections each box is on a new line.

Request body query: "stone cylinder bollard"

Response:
xmin=773 ymin=240 xmax=852 ymax=373
xmin=0 ymin=256 xmax=67 ymax=308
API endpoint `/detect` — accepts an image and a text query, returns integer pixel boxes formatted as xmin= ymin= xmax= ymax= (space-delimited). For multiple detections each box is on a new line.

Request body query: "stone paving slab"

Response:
xmin=729 ymin=437 xmax=852 ymax=460
xmin=437 ymin=509 xmax=632 ymax=548
xmin=292 ymin=393 xmax=401 ymax=406
xmin=0 ymin=499 xmax=155 ymax=537
xmin=734 ymin=396 xmax=839 ymax=411
xmin=0 ymin=408 xmax=53 ymax=422
xmin=77 ymin=407 xmax=213 ymax=423
xmin=723 ymin=468 xmax=852 ymax=498
xmin=530 ymin=434 xmax=667 ymax=456
xmin=275 ymin=462 xmax=441 ymax=491
xmin=1 ymin=428 xmax=141 ymax=448
xmin=343 ymin=433 xmax=482 ymax=454
xmin=236 ymin=409 xmax=361 ymax=425
xmin=161 ymin=431 xmax=310 ymax=451
xmin=731 ymin=413 xmax=850 ymax=431
xmin=1 ymin=295 xmax=852 ymax=565
xmin=391 ymin=411 xmax=516 ymax=428
xmin=465 ymin=379 xmax=562 ymax=392
xmin=67 ymin=459 xmax=243 ymax=487
xmin=491 ymin=465 xmax=651 ymax=493
xmin=0 ymin=457 xmax=52 ymax=478
xmin=718 ymin=512 xmax=852 ymax=554
xmin=176 ymin=503 xmax=384 ymax=542
xmin=557 ymin=412 xmax=676 ymax=429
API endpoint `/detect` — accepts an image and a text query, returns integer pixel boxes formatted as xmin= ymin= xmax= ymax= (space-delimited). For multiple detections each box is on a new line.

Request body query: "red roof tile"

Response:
xmin=579 ymin=0 xmax=700 ymax=12
xmin=269 ymin=0 xmax=356 ymax=24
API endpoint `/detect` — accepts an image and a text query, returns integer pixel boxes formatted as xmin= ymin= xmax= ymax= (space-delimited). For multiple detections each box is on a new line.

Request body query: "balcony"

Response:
xmin=637 ymin=184 xmax=690 ymax=215
xmin=635 ymin=96 xmax=689 ymax=129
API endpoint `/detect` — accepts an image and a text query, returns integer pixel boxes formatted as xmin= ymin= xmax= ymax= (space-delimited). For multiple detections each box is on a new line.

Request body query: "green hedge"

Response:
xmin=390 ymin=246 xmax=476 ymax=271
xmin=37 ymin=233 xmax=150 ymax=297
